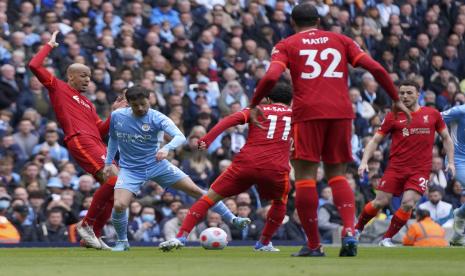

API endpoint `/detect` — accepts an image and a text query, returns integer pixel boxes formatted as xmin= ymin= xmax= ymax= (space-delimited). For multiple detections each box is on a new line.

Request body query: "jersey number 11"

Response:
xmin=267 ymin=115 xmax=291 ymax=140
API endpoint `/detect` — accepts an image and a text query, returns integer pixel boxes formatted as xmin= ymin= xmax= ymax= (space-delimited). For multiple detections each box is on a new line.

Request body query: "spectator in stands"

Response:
xmin=419 ymin=186 xmax=454 ymax=227
xmin=163 ymin=205 xmax=197 ymax=241
xmin=130 ymin=206 xmax=163 ymax=242
xmin=196 ymin=211 xmax=232 ymax=241
xmin=37 ymin=207 xmax=69 ymax=242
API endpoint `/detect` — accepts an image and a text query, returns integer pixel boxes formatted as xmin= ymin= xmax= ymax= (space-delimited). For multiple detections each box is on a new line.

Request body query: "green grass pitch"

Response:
xmin=1 ymin=246 xmax=464 ymax=276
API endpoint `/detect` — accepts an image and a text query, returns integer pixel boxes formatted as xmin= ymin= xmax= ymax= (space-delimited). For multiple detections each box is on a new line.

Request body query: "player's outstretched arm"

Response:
xmin=199 ymin=110 xmax=250 ymax=149
xmin=249 ymin=63 xmax=285 ymax=128
xmin=356 ymin=55 xmax=412 ymax=123
xmin=439 ymin=128 xmax=456 ymax=178
xmin=358 ymin=133 xmax=384 ymax=176
xmin=28 ymin=31 xmax=59 ymax=86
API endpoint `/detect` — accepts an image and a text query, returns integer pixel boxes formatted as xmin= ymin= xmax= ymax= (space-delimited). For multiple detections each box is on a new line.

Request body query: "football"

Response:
xmin=199 ymin=227 xmax=228 ymax=250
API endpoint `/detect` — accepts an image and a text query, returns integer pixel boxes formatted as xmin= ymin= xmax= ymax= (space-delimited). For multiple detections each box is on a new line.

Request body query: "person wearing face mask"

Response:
xmin=419 ymin=186 xmax=453 ymax=227
xmin=129 ymin=206 xmax=163 ymax=242
xmin=0 ymin=194 xmax=20 ymax=243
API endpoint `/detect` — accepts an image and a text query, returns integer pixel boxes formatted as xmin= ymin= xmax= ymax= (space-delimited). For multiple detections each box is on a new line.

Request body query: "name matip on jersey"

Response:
xmin=271 ymin=29 xmax=366 ymax=122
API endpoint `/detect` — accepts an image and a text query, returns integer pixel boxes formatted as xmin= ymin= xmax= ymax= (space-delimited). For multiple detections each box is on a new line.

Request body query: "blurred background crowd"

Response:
xmin=0 ymin=0 xmax=464 ymax=244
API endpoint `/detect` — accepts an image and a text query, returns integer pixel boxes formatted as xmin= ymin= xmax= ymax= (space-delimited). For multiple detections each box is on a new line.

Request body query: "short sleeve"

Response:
xmin=435 ymin=110 xmax=447 ymax=132
xmin=342 ymin=35 xmax=366 ymax=67
xmin=270 ymin=40 xmax=289 ymax=69
xmin=377 ymin=113 xmax=394 ymax=136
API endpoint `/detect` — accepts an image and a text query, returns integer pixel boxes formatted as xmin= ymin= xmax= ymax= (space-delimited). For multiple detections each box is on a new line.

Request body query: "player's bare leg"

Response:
xmin=380 ymin=190 xmax=420 ymax=247
xmin=291 ymin=160 xmax=325 ymax=257
xmin=110 ymin=188 xmax=132 ymax=252
xmin=171 ymin=177 xmax=250 ymax=228
xmin=324 ymin=163 xmax=358 ymax=256
xmin=160 ymin=188 xmax=225 ymax=252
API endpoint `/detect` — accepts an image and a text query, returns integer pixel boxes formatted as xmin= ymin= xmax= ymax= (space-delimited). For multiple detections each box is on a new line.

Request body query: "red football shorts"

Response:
xmin=378 ymin=168 xmax=429 ymax=196
xmin=291 ymin=119 xmax=353 ymax=164
xmin=210 ymin=165 xmax=290 ymax=202
xmin=66 ymin=135 xmax=107 ymax=176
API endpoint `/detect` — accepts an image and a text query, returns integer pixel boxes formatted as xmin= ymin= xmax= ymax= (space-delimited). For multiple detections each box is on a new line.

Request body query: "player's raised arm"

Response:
xmin=199 ymin=110 xmax=250 ymax=150
xmin=156 ymin=114 xmax=187 ymax=161
xmin=28 ymin=31 xmax=59 ymax=87
xmin=352 ymin=51 xmax=412 ymax=123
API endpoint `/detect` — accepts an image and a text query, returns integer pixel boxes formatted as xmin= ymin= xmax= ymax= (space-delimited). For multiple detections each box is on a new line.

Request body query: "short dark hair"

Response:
xmin=415 ymin=208 xmax=430 ymax=221
xmin=291 ymin=3 xmax=319 ymax=27
xmin=267 ymin=82 xmax=293 ymax=105
xmin=399 ymin=79 xmax=420 ymax=91
xmin=429 ymin=185 xmax=444 ymax=195
xmin=125 ymin=86 xmax=150 ymax=102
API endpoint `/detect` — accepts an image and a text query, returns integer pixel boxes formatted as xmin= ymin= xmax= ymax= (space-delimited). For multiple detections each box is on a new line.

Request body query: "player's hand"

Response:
xmin=197 ymin=140 xmax=207 ymax=151
xmin=48 ymin=31 xmax=60 ymax=48
xmin=156 ymin=148 xmax=169 ymax=161
xmin=103 ymin=164 xmax=118 ymax=178
xmin=249 ymin=106 xmax=265 ymax=129
xmin=112 ymin=95 xmax=128 ymax=111
xmin=392 ymin=100 xmax=412 ymax=124
xmin=446 ymin=163 xmax=456 ymax=179
xmin=358 ymin=162 xmax=369 ymax=177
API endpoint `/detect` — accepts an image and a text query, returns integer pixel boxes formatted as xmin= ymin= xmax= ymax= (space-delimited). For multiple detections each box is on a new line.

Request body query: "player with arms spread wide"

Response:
xmin=29 ymin=31 xmax=127 ymax=249
xmin=441 ymin=104 xmax=465 ymax=246
xmin=104 ymin=86 xmax=248 ymax=251
xmin=159 ymin=83 xmax=293 ymax=252
xmin=356 ymin=80 xmax=455 ymax=247
xmin=249 ymin=3 xmax=411 ymax=257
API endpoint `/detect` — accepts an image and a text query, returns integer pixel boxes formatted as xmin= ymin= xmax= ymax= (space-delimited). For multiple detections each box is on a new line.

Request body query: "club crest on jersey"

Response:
xmin=423 ymin=115 xmax=429 ymax=123
xmin=402 ymin=128 xmax=410 ymax=137
xmin=271 ymin=47 xmax=279 ymax=56
xmin=141 ymin=124 xmax=150 ymax=132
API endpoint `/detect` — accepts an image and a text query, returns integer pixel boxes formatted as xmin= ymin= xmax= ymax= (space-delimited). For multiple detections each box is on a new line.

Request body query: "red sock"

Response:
xmin=328 ymin=176 xmax=356 ymax=237
xmin=93 ymin=197 xmax=114 ymax=237
xmin=355 ymin=201 xmax=380 ymax=231
xmin=82 ymin=176 xmax=116 ymax=226
xmin=260 ymin=200 xmax=286 ymax=245
xmin=177 ymin=195 xmax=214 ymax=238
xmin=383 ymin=208 xmax=411 ymax=239
xmin=295 ymin=179 xmax=320 ymax=250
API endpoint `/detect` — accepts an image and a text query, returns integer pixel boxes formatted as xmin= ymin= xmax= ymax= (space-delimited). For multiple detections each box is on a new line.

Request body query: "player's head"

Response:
xmin=125 ymin=85 xmax=151 ymax=117
xmin=415 ymin=208 xmax=430 ymax=222
xmin=398 ymin=79 xmax=420 ymax=109
xmin=291 ymin=3 xmax=320 ymax=29
xmin=66 ymin=63 xmax=91 ymax=93
xmin=266 ymin=82 xmax=293 ymax=105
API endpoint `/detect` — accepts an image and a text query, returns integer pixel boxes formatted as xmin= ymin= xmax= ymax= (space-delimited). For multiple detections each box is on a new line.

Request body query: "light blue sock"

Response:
xmin=457 ymin=204 xmax=465 ymax=218
xmin=211 ymin=201 xmax=236 ymax=223
xmin=112 ymin=209 xmax=128 ymax=241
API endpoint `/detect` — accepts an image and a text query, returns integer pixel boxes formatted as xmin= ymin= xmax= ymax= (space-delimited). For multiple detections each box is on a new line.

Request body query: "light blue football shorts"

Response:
xmin=115 ymin=160 xmax=187 ymax=194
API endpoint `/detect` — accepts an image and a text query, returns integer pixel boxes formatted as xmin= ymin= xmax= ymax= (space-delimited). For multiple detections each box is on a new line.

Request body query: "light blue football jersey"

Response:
xmin=105 ymin=107 xmax=186 ymax=170
xmin=442 ymin=105 xmax=465 ymax=167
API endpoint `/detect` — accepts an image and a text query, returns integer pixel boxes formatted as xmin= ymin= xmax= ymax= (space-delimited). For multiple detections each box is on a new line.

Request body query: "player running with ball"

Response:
xmin=160 ymin=83 xmax=293 ymax=252
xmin=103 ymin=86 xmax=248 ymax=251
xmin=356 ymin=80 xmax=455 ymax=247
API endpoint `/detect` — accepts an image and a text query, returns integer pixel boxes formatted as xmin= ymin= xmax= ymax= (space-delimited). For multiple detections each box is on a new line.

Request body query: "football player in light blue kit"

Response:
xmin=442 ymin=104 xmax=465 ymax=246
xmin=104 ymin=86 xmax=250 ymax=251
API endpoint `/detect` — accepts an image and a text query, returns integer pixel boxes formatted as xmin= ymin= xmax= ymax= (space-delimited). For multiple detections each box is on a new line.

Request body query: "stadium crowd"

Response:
xmin=0 ymin=0 xmax=464 ymax=244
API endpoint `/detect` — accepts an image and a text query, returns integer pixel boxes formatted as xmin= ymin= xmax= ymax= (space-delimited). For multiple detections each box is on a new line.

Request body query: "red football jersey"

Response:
xmin=201 ymin=104 xmax=292 ymax=171
xmin=378 ymin=107 xmax=447 ymax=171
xmin=29 ymin=45 xmax=108 ymax=141
xmin=271 ymin=29 xmax=365 ymax=122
